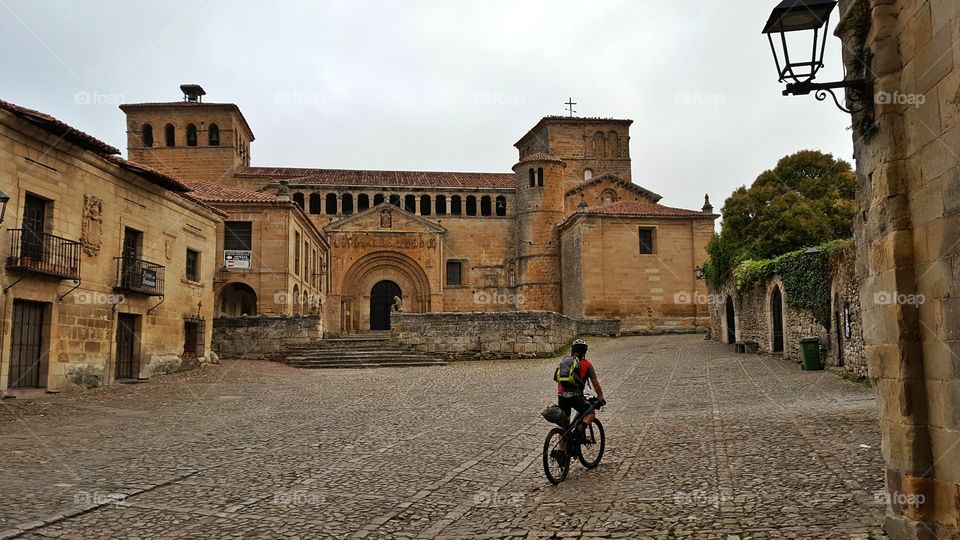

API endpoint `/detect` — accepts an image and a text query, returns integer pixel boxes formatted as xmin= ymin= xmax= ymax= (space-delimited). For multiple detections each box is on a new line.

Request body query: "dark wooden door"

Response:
xmin=121 ymin=228 xmax=142 ymax=289
xmin=835 ymin=312 xmax=845 ymax=367
xmin=771 ymin=287 xmax=784 ymax=353
xmin=370 ymin=280 xmax=401 ymax=331
xmin=21 ymin=194 xmax=46 ymax=261
xmin=9 ymin=300 xmax=46 ymax=388
xmin=115 ymin=314 xmax=138 ymax=380
xmin=725 ymin=297 xmax=736 ymax=344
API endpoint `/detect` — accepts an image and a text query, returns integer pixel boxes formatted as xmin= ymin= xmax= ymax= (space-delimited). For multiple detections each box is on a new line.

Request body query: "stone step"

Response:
xmin=283 ymin=334 xmax=444 ymax=370
xmin=289 ymin=360 xmax=447 ymax=369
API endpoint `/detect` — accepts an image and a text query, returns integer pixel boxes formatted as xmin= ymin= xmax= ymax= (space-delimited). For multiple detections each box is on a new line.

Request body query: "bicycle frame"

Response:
xmin=560 ymin=399 xmax=599 ymax=441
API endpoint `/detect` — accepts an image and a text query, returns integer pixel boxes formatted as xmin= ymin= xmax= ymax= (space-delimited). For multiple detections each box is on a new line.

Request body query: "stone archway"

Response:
xmin=370 ymin=280 xmax=401 ymax=330
xmin=339 ymin=251 xmax=431 ymax=333
xmin=218 ymin=282 xmax=257 ymax=316
xmin=770 ymin=285 xmax=784 ymax=353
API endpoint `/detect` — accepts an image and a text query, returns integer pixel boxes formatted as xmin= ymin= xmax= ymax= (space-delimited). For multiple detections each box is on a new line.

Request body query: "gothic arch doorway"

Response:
xmin=370 ymin=280 xmax=401 ymax=331
xmin=771 ymin=285 xmax=784 ymax=353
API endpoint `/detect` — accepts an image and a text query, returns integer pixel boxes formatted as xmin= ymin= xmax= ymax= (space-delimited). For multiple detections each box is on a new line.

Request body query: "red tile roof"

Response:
xmin=118 ymin=101 xmax=255 ymax=140
xmin=516 ymin=152 xmax=564 ymax=165
xmin=0 ymin=99 xmax=120 ymax=155
xmin=234 ymin=167 xmax=515 ymax=189
xmin=583 ymin=201 xmax=717 ymax=218
xmin=185 ymin=181 xmax=279 ymax=203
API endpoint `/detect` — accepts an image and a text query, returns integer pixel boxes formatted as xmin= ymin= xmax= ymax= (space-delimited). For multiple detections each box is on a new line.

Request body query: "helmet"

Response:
xmin=571 ymin=339 xmax=588 ymax=356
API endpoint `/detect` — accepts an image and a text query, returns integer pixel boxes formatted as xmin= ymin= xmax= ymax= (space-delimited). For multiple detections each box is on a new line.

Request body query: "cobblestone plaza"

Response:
xmin=0 ymin=336 xmax=885 ymax=539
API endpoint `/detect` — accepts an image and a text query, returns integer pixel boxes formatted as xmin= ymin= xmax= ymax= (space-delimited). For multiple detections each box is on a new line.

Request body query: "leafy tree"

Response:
xmin=704 ymin=150 xmax=856 ymax=286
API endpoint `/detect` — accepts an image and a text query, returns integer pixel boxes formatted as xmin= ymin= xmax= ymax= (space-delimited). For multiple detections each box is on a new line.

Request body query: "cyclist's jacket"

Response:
xmin=555 ymin=357 xmax=595 ymax=394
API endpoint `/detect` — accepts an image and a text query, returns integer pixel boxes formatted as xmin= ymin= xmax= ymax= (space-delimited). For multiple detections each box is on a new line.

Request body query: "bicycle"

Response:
xmin=542 ymin=395 xmax=605 ymax=484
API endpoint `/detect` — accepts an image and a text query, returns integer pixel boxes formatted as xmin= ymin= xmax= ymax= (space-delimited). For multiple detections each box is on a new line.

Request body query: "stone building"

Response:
xmin=119 ymin=86 xmax=717 ymax=334
xmin=833 ymin=0 xmax=960 ymax=536
xmin=0 ymin=100 xmax=221 ymax=394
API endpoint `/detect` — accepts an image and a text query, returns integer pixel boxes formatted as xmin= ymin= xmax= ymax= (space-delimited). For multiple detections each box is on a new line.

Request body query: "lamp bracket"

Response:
xmin=783 ymin=79 xmax=869 ymax=114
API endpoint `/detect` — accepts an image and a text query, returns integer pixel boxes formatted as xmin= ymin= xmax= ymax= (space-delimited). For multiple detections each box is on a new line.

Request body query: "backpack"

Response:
xmin=554 ymin=355 xmax=585 ymax=389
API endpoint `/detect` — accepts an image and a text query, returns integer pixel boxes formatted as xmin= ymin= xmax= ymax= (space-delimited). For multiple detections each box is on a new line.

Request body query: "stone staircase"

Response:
xmin=284 ymin=334 xmax=447 ymax=369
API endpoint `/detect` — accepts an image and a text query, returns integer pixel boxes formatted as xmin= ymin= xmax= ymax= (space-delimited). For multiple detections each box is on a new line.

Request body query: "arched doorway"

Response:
xmin=834 ymin=293 xmax=845 ymax=367
xmin=771 ymin=285 xmax=784 ymax=353
xmin=218 ymin=283 xmax=257 ymax=316
xmin=338 ymin=251 xmax=432 ymax=334
xmin=725 ymin=296 xmax=736 ymax=344
xmin=370 ymin=280 xmax=401 ymax=330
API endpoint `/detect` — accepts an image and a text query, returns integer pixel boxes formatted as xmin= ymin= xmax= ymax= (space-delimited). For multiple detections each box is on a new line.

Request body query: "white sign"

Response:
xmin=224 ymin=250 xmax=252 ymax=269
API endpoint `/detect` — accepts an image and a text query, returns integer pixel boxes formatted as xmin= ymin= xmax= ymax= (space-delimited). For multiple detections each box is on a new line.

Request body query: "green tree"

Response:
xmin=704 ymin=150 xmax=856 ymax=286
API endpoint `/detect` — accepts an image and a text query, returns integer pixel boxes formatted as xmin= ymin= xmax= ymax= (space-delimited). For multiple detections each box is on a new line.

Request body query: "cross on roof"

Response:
xmin=565 ymin=97 xmax=577 ymax=117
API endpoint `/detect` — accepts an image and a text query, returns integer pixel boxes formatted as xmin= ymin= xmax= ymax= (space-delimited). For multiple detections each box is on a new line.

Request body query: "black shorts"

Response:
xmin=557 ymin=394 xmax=589 ymax=418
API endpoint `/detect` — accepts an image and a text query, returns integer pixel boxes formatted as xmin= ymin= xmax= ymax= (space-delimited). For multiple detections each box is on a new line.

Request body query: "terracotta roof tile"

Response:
xmin=583 ymin=201 xmax=716 ymax=218
xmin=185 ymin=181 xmax=279 ymax=203
xmin=516 ymin=152 xmax=563 ymax=165
xmin=234 ymin=167 xmax=515 ymax=189
xmin=0 ymin=99 xmax=120 ymax=155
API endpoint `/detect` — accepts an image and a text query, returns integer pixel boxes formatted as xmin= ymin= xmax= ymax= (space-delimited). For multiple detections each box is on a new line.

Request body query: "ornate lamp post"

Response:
xmin=762 ymin=0 xmax=868 ymax=113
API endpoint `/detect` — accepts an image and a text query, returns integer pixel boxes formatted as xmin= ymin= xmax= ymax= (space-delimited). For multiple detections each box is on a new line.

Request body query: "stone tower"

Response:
xmin=511 ymin=153 xmax=565 ymax=312
xmin=119 ymin=84 xmax=254 ymax=183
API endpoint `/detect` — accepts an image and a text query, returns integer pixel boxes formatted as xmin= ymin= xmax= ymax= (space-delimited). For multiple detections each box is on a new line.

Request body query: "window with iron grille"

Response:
xmin=185 ymin=249 xmax=199 ymax=282
xmin=446 ymin=261 xmax=463 ymax=286
xmin=224 ymin=221 xmax=252 ymax=251
xmin=183 ymin=318 xmax=205 ymax=358
xmin=639 ymin=228 xmax=655 ymax=255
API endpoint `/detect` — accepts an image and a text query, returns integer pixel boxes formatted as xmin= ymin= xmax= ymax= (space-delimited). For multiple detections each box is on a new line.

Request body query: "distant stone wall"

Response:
xmin=391 ymin=311 xmax=620 ymax=359
xmin=213 ymin=315 xmax=322 ymax=359
xmin=828 ymin=244 xmax=867 ymax=378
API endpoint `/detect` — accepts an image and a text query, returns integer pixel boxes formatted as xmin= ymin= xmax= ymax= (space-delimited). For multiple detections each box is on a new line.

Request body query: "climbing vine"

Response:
xmin=731 ymin=239 xmax=852 ymax=328
xmin=836 ymin=0 xmax=876 ymax=138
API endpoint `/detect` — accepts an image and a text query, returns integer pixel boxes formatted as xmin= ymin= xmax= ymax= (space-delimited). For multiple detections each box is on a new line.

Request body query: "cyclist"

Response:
xmin=556 ymin=339 xmax=605 ymax=445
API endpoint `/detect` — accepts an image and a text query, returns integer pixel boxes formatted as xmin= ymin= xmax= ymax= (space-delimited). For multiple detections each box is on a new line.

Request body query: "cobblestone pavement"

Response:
xmin=0 ymin=335 xmax=886 ymax=539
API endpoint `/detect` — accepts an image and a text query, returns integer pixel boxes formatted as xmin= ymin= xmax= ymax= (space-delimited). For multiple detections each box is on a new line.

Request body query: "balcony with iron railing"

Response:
xmin=114 ymin=256 xmax=165 ymax=296
xmin=6 ymin=229 xmax=81 ymax=280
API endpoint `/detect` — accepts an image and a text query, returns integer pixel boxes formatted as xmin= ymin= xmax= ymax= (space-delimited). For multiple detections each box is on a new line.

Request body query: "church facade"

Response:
xmin=121 ymin=86 xmax=716 ymax=334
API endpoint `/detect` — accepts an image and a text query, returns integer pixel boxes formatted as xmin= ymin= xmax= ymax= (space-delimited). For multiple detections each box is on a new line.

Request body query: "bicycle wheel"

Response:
xmin=578 ymin=419 xmax=605 ymax=469
xmin=542 ymin=427 xmax=570 ymax=484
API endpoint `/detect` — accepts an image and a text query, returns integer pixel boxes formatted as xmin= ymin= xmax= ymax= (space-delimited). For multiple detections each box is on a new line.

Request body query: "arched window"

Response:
xmin=584 ymin=168 xmax=593 ymax=181
xmin=607 ymin=131 xmax=620 ymax=157
xmin=435 ymin=195 xmax=447 ymax=215
xmin=141 ymin=124 xmax=153 ymax=147
xmin=592 ymin=131 xmax=605 ymax=156
xmin=308 ymin=193 xmax=322 ymax=214
xmin=208 ymin=123 xmax=220 ymax=146
xmin=374 ymin=193 xmax=385 ymax=206
xmin=537 ymin=168 xmax=544 ymax=187
xmin=420 ymin=195 xmax=431 ymax=216
xmin=186 ymin=123 xmax=198 ymax=146
xmin=495 ymin=196 xmax=507 ymax=216
xmin=404 ymin=194 xmax=416 ymax=213
xmin=292 ymin=192 xmax=305 ymax=210
xmin=480 ymin=196 xmax=492 ymax=216
xmin=451 ymin=195 xmax=462 ymax=215
xmin=325 ymin=193 xmax=338 ymax=215
xmin=341 ymin=193 xmax=354 ymax=214
xmin=466 ymin=195 xmax=477 ymax=216
xmin=164 ymin=124 xmax=175 ymax=147
xmin=389 ymin=194 xmax=401 ymax=207
xmin=357 ymin=194 xmax=370 ymax=211
xmin=528 ymin=168 xmax=535 ymax=188
xmin=292 ymin=285 xmax=300 ymax=315
xmin=601 ymin=189 xmax=618 ymax=205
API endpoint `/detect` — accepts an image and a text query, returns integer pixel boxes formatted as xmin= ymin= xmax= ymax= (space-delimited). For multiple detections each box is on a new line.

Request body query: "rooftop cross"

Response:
xmin=565 ymin=97 xmax=577 ymax=117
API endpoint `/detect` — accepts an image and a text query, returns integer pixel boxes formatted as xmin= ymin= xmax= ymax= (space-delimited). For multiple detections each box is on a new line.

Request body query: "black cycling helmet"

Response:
xmin=571 ymin=339 xmax=588 ymax=356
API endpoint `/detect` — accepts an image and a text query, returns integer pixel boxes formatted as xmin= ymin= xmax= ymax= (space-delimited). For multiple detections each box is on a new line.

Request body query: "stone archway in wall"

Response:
xmin=217 ymin=282 xmax=257 ymax=316
xmin=339 ymin=251 xmax=431 ymax=333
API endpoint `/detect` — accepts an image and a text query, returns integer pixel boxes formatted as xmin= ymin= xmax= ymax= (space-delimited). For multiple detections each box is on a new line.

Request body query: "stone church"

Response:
xmin=121 ymin=85 xmax=716 ymax=334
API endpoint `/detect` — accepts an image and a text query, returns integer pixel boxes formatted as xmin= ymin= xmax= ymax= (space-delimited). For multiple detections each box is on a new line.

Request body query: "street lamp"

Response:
xmin=213 ymin=265 xmax=230 ymax=285
xmin=762 ymin=0 xmax=868 ymax=113
xmin=0 ymin=191 xmax=10 ymax=225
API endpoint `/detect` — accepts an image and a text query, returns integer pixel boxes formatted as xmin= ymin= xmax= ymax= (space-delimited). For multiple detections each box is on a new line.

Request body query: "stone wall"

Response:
xmin=212 ymin=315 xmax=322 ymax=359
xmin=390 ymin=310 xmax=619 ymax=359
xmin=829 ymin=243 xmax=868 ymax=378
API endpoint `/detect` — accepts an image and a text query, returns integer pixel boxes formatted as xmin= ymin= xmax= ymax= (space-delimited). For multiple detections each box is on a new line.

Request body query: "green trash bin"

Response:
xmin=800 ymin=337 xmax=823 ymax=370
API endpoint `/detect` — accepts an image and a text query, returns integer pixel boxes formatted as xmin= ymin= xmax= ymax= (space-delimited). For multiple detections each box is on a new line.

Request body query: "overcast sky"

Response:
xmin=0 ymin=0 xmax=855 ymax=216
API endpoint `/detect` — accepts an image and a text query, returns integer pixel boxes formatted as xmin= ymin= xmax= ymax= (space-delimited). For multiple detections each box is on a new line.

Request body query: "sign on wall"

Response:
xmin=224 ymin=250 xmax=252 ymax=269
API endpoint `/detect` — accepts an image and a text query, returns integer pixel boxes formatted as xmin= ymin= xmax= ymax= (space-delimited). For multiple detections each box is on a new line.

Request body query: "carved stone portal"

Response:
xmin=80 ymin=194 xmax=103 ymax=256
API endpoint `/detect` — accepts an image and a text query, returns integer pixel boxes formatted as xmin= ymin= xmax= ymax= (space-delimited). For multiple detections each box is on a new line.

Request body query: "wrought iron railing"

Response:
xmin=6 ymin=229 xmax=81 ymax=280
xmin=114 ymin=256 xmax=164 ymax=296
